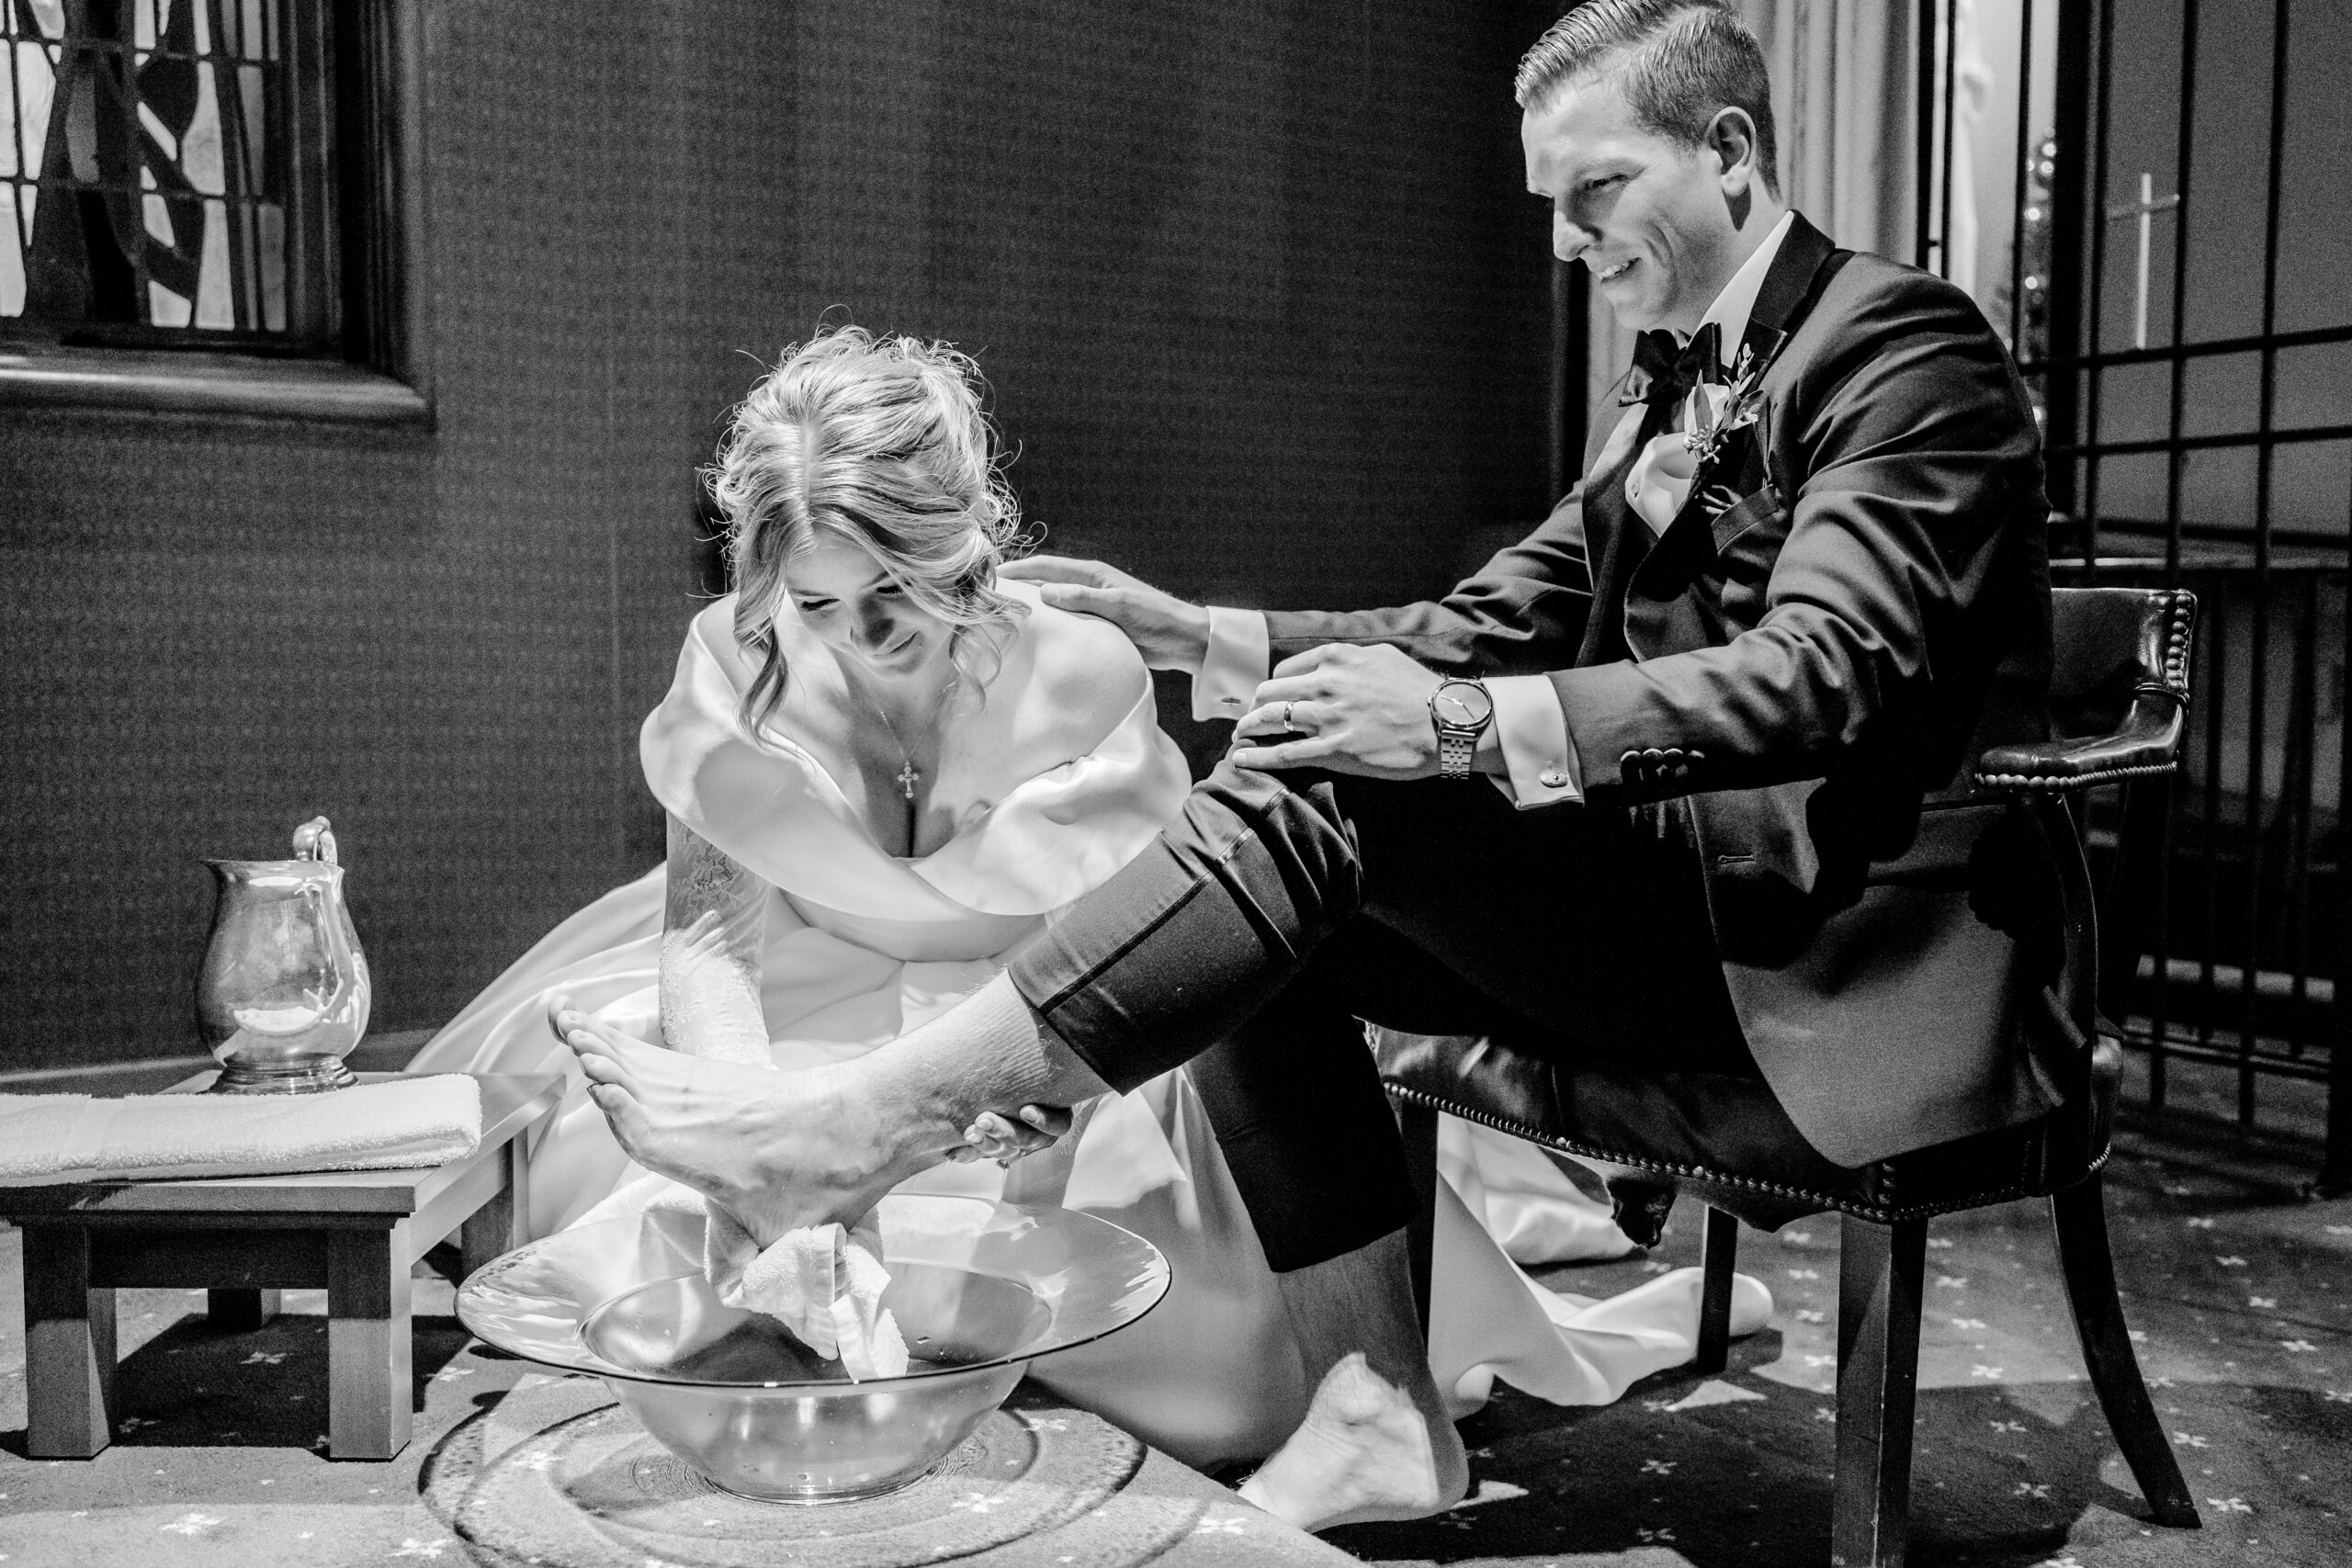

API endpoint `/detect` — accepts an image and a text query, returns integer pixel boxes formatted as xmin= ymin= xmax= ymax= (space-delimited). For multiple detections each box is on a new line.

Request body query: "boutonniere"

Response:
xmin=1680 ymin=343 xmax=1768 ymax=468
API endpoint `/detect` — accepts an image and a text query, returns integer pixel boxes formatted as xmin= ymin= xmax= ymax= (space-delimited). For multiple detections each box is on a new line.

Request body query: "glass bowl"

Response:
xmin=456 ymin=1194 xmax=1169 ymax=1502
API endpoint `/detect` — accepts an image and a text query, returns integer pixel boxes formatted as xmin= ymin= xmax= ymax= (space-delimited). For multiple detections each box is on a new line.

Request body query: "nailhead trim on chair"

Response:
xmin=1974 ymin=761 xmax=2180 ymax=791
xmin=2158 ymin=591 xmax=2194 ymax=696
xmin=1384 ymin=1082 xmax=2113 ymax=1226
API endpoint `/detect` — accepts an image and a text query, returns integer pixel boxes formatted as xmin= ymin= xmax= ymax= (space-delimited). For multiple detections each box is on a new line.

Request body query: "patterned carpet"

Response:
xmin=2 ymin=1055 xmax=2346 ymax=1566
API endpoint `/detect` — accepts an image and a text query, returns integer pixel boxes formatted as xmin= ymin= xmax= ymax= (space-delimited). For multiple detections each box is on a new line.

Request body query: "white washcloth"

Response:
xmin=704 ymin=1201 xmax=910 ymax=1380
xmin=0 ymin=1076 xmax=482 ymax=1186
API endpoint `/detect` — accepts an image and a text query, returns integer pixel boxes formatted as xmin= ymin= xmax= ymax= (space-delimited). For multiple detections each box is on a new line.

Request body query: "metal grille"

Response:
xmin=1915 ymin=0 xmax=2352 ymax=1188
xmin=1 ymin=0 xmax=328 ymax=347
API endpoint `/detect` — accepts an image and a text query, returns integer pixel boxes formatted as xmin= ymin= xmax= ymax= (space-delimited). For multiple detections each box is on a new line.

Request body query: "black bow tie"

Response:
xmin=1630 ymin=321 xmax=1724 ymax=408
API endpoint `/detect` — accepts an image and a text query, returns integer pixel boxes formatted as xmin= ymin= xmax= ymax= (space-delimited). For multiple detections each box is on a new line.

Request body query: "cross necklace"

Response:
xmin=853 ymin=674 xmax=950 ymax=845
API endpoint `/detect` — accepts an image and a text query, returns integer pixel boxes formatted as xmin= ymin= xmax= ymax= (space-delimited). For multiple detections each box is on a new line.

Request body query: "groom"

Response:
xmin=561 ymin=0 xmax=2057 ymax=1532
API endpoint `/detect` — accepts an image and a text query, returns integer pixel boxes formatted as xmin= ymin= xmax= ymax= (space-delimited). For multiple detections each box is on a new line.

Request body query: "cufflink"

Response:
xmin=1539 ymin=768 xmax=1572 ymax=790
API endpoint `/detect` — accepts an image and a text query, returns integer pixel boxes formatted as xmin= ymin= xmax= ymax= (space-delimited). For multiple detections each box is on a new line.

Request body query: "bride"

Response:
xmin=410 ymin=325 xmax=1769 ymax=1529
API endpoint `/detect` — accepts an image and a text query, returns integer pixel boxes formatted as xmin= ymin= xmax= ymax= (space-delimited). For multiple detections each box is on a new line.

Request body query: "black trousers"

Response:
xmin=1005 ymin=757 xmax=1749 ymax=1272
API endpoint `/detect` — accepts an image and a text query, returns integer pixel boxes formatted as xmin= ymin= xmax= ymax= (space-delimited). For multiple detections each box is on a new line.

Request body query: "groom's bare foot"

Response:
xmin=550 ymin=995 xmax=959 ymax=1246
xmin=1238 ymin=1352 xmax=1470 ymax=1532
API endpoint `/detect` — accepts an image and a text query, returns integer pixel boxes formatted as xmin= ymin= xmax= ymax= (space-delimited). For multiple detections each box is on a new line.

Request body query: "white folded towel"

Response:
xmin=704 ymin=1202 xmax=910 ymax=1381
xmin=567 ymin=1176 xmax=912 ymax=1381
xmin=0 ymin=1076 xmax=482 ymax=1186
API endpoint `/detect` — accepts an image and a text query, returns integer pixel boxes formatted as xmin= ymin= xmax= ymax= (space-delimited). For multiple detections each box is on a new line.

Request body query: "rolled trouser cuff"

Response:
xmin=1008 ymin=764 xmax=1363 ymax=1095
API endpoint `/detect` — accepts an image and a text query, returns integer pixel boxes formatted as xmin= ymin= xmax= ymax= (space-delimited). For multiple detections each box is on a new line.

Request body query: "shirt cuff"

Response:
xmin=1193 ymin=606 xmax=1271 ymax=722
xmin=1486 ymin=675 xmax=1584 ymax=808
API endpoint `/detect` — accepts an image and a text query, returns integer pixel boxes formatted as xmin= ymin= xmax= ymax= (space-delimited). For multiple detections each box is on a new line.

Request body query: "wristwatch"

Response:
xmin=1429 ymin=678 xmax=1495 ymax=781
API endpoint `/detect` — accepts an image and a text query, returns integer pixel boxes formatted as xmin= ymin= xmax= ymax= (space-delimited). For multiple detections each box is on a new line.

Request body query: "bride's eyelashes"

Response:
xmin=794 ymin=583 xmax=904 ymax=617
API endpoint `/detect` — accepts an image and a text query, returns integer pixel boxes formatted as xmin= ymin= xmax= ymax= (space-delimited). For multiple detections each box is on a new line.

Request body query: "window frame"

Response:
xmin=0 ymin=0 xmax=427 ymax=425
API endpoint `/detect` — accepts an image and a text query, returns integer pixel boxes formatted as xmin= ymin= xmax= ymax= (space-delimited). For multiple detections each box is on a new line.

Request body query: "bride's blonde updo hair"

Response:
xmin=707 ymin=325 xmax=1028 ymax=738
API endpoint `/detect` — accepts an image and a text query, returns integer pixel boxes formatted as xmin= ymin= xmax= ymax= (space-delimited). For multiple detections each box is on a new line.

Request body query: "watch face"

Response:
xmin=1433 ymin=682 xmax=1493 ymax=727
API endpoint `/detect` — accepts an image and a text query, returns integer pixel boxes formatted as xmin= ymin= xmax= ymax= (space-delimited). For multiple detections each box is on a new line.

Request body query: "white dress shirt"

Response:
xmin=1621 ymin=210 xmax=1795 ymax=536
xmin=1192 ymin=211 xmax=1799 ymax=807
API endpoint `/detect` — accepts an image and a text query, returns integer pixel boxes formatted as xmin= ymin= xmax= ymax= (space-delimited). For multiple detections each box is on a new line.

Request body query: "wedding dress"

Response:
xmin=408 ymin=584 xmax=1770 ymax=1466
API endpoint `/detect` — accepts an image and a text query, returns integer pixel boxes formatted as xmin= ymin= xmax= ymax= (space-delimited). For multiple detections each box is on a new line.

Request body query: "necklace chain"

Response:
xmin=851 ymin=672 xmax=950 ymax=819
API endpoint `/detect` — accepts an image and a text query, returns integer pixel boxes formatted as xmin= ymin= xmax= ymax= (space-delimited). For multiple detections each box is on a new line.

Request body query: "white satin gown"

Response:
xmin=409 ymin=586 xmax=1770 ymax=1467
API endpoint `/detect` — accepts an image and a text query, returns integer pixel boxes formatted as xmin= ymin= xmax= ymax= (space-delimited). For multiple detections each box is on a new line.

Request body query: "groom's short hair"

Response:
xmin=1517 ymin=1 xmax=1781 ymax=200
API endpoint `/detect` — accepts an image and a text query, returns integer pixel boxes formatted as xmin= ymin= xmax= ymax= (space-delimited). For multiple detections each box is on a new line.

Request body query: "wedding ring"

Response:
xmin=1283 ymin=701 xmax=1296 ymax=730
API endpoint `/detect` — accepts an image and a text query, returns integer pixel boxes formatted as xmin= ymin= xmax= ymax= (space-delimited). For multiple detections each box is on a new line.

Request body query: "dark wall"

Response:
xmin=0 ymin=0 xmax=1557 ymax=1074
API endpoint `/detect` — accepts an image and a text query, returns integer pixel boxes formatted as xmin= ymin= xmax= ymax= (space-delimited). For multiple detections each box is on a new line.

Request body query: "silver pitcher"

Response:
xmin=195 ymin=817 xmax=372 ymax=1093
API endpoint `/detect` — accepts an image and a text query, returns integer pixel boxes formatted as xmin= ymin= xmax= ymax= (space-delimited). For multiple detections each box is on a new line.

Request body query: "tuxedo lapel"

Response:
xmin=1747 ymin=212 xmax=1839 ymax=343
xmin=1576 ymin=398 xmax=1671 ymax=667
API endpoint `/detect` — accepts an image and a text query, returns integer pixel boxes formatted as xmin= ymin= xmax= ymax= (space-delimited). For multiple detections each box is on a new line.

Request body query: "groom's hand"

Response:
xmin=1233 ymin=644 xmax=1454 ymax=780
xmin=999 ymin=556 xmax=1211 ymax=672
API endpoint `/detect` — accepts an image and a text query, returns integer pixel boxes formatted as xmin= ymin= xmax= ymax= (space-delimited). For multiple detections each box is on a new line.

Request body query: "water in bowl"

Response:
xmin=584 ymin=1261 xmax=1051 ymax=1383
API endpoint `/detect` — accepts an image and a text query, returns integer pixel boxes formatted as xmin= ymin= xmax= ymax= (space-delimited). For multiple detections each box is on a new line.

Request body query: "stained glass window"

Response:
xmin=3 ymin=0 xmax=322 ymax=348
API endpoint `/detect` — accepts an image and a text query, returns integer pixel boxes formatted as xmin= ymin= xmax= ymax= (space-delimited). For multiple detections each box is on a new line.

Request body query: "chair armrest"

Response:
xmin=1973 ymin=690 xmax=2185 ymax=792
xmin=1977 ymin=587 xmax=2197 ymax=794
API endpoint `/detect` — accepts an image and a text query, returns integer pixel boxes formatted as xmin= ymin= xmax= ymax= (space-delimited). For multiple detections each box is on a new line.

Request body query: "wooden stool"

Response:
xmin=1 ymin=1071 xmax=560 ymax=1461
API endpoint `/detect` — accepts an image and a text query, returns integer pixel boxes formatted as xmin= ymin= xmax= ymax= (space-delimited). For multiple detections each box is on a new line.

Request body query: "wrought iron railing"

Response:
xmin=2059 ymin=554 xmax=2348 ymax=1190
xmin=1913 ymin=0 xmax=2352 ymax=1190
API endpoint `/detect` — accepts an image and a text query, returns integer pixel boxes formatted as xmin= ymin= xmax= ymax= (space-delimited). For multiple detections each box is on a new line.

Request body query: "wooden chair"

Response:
xmin=1376 ymin=585 xmax=2203 ymax=1567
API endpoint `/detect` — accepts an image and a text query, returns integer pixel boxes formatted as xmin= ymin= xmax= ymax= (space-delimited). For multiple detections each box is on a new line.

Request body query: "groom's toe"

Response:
xmin=586 ymin=1078 xmax=627 ymax=1109
xmin=571 ymin=1031 xmax=636 ymax=1074
xmin=598 ymin=1030 xmax=651 ymax=1064
xmin=589 ymin=1085 xmax=655 ymax=1151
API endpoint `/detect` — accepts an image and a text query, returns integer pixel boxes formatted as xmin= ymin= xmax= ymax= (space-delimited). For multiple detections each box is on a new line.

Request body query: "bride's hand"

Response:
xmin=949 ymin=1104 xmax=1074 ymax=1165
xmin=999 ymin=557 xmax=1212 ymax=673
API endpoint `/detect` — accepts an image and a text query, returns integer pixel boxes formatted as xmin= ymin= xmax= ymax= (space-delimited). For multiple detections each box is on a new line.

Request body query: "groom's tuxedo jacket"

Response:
xmin=1263 ymin=214 xmax=2061 ymax=1168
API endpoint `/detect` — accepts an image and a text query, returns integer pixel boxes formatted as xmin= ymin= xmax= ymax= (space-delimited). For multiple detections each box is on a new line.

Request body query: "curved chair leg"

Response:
xmin=2049 ymin=1174 xmax=2201 ymax=1529
xmin=1396 ymin=1099 xmax=1441 ymax=1341
xmin=1695 ymin=1205 xmax=1738 ymax=1374
xmin=1833 ymin=1213 xmax=1927 ymax=1568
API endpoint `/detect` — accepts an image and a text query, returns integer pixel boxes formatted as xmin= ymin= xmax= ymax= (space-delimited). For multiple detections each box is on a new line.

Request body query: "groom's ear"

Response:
xmin=1706 ymin=107 xmax=1761 ymax=191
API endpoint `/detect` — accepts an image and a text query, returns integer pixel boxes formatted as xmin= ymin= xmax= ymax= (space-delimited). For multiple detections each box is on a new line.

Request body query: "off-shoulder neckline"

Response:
xmin=750 ymin=681 xmax=1156 ymax=865
xmin=647 ymin=581 xmax=1187 ymax=920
